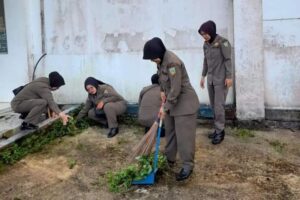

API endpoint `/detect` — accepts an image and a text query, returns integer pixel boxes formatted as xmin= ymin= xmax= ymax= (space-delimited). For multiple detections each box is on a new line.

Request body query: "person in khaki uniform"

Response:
xmin=138 ymin=73 xmax=165 ymax=137
xmin=198 ymin=20 xmax=233 ymax=145
xmin=11 ymin=71 xmax=70 ymax=130
xmin=143 ymin=37 xmax=200 ymax=181
xmin=77 ymin=77 xmax=127 ymax=138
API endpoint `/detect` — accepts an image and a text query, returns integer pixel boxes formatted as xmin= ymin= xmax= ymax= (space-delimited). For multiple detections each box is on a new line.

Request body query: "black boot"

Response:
xmin=20 ymin=122 xmax=38 ymax=131
xmin=208 ymin=130 xmax=217 ymax=139
xmin=212 ymin=130 xmax=225 ymax=145
xmin=107 ymin=127 xmax=119 ymax=138
xmin=176 ymin=168 xmax=193 ymax=181
xmin=19 ymin=112 xmax=29 ymax=120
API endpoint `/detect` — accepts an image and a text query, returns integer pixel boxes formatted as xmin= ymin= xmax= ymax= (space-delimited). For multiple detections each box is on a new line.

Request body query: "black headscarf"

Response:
xmin=198 ymin=20 xmax=217 ymax=43
xmin=143 ymin=37 xmax=166 ymax=60
xmin=151 ymin=74 xmax=159 ymax=84
xmin=84 ymin=77 xmax=105 ymax=91
xmin=49 ymin=71 xmax=65 ymax=88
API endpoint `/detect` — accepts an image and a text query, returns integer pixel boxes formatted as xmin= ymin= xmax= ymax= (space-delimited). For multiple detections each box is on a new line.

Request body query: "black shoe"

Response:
xmin=212 ymin=130 xmax=225 ymax=145
xmin=208 ymin=130 xmax=217 ymax=139
xmin=20 ymin=122 xmax=38 ymax=131
xmin=19 ymin=112 xmax=29 ymax=120
xmin=176 ymin=168 xmax=193 ymax=181
xmin=107 ymin=128 xmax=119 ymax=138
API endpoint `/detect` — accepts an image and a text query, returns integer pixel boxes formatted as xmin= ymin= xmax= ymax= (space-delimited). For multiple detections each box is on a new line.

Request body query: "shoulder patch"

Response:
xmin=169 ymin=67 xmax=176 ymax=76
xmin=214 ymin=42 xmax=219 ymax=47
xmin=223 ymin=41 xmax=229 ymax=47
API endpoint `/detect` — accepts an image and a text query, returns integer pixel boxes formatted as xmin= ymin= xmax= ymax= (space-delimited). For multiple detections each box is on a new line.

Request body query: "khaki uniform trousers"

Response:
xmin=88 ymin=101 xmax=126 ymax=128
xmin=164 ymin=112 xmax=197 ymax=171
xmin=207 ymin=84 xmax=228 ymax=133
xmin=12 ymin=99 xmax=47 ymax=125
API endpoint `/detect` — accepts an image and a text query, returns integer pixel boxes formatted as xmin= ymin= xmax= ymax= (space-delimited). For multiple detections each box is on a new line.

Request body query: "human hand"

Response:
xmin=225 ymin=78 xmax=233 ymax=88
xmin=160 ymin=92 xmax=166 ymax=103
xmin=200 ymin=76 xmax=205 ymax=89
xmin=97 ymin=101 xmax=104 ymax=109
xmin=59 ymin=112 xmax=70 ymax=125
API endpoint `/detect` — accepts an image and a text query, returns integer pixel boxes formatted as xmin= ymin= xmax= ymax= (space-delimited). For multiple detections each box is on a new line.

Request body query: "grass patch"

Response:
xmin=68 ymin=158 xmax=77 ymax=169
xmin=269 ymin=140 xmax=286 ymax=153
xmin=232 ymin=128 xmax=255 ymax=138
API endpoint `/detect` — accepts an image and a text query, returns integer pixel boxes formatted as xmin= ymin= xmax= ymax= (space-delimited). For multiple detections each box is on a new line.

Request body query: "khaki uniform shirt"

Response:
xmin=158 ymin=50 xmax=200 ymax=116
xmin=202 ymin=35 xmax=232 ymax=85
xmin=77 ymin=84 xmax=125 ymax=119
xmin=10 ymin=77 xmax=61 ymax=114
xmin=138 ymin=84 xmax=161 ymax=127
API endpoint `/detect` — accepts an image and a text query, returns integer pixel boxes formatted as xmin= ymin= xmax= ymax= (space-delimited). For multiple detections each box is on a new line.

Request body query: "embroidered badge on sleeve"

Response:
xmin=169 ymin=67 xmax=176 ymax=76
xmin=223 ymin=41 xmax=229 ymax=47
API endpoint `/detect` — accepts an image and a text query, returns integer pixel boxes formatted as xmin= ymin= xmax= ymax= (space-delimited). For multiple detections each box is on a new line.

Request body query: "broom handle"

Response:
xmin=153 ymin=114 xmax=163 ymax=171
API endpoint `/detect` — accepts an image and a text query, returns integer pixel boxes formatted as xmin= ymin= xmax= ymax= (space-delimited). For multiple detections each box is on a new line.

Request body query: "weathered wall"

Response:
xmin=0 ymin=0 xmax=36 ymax=102
xmin=263 ymin=0 xmax=300 ymax=110
xmin=234 ymin=0 xmax=265 ymax=120
xmin=37 ymin=0 xmax=234 ymax=104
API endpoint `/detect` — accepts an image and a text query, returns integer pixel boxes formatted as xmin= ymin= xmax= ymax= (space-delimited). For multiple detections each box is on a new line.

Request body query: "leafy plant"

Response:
xmin=106 ymin=153 xmax=167 ymax=193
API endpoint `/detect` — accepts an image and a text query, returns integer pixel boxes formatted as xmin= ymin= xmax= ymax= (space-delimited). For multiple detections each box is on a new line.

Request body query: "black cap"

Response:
xmin=151 ymin=74 xmax=159 ymax=84
xmin=49 ymin=71 xmax=65 ymax=88
xmin=143 ymin=37 xmax=166 ymax=60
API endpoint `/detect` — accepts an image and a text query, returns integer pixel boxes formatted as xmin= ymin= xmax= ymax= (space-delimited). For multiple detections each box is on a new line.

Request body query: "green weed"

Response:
xmin=269 ymin=140 xmax=286 ymax=153
xmin=232 ymin=128 xmax=255 ymax=138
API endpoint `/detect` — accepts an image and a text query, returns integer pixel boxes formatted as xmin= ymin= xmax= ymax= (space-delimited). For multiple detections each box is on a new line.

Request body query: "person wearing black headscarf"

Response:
xmin=77 ymin=77 xmax=127 ymax=138
xmin=138 ymin=73 xmax=165 ymax=137
xmin=198 ymin=20 xmax=233 ymax=145
xmin=143 ymin=37 xmax=200 ymax=181
xmin=11 ymin=71 xmax=70 ymax=130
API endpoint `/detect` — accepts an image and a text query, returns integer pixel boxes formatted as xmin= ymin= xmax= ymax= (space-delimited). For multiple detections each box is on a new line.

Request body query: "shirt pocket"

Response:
xmin=210 ymin=46 xmax=222 ymax=59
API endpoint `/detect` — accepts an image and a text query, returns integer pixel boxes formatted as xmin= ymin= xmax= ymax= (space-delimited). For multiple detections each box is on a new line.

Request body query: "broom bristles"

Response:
xmin=129 ymin=121 xmax=159 ymax=161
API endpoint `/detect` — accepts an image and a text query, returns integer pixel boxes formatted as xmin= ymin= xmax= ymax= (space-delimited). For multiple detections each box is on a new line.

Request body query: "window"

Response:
xmin=0 ymin=0 xmax=7 ymax=53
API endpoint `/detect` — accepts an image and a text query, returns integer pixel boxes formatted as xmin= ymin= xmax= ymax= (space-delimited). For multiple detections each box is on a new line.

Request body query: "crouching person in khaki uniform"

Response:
xmin=77 ymin=77 xmax=127 ymax=138
xmin=143 ymin=37 xmax=200 ymax=181
xmin=10 ymin=71 xmax=70 ymax=130
xmin=138 ymin=73 xmax=165 ymax=137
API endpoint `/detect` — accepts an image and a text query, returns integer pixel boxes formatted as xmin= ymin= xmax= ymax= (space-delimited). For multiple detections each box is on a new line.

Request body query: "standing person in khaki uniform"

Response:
xmin=143 ymin=37 xmax=200 ymax=181
xmin=77 ymin=77 xmax=127 ymax=138
xmin=11 ymin=71 xmax=70 ymax=130
xmin=198 ymin=20 xmax=233 ymax=145
xmin=138 ymin=73 xmax=165 ymax=137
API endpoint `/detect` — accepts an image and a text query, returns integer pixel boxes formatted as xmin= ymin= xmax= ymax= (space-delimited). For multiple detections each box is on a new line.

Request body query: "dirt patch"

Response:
xmin=0 ymin=125 xmax=299 ymax=200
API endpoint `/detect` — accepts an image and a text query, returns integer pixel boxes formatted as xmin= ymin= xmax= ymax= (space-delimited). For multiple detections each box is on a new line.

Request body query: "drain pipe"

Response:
xmin=32 ymin=53 xmax=47 ymax=81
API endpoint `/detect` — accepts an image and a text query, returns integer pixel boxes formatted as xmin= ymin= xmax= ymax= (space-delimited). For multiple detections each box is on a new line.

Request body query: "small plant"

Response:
xmin=232 ymin=128 xmax=255 ymax=138
xmin=106 ymin=153 xmax=167 ymax=193
xmin=68 ymin=158 xmax=77 ymax=169
xmin=269 ymin=140 xmax=286 ymax=153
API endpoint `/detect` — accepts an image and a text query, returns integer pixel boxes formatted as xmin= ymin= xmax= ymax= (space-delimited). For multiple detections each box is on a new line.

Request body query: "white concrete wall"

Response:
xmin=234 ymin=0 xmax=265 ymax=120
xmin=263 ymin=0 xmax=300 ymax=110
xmin=35 ymin=0 xmax=234 ymax=104
xmin=0 ymin=0 xmax=30 ymax=102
